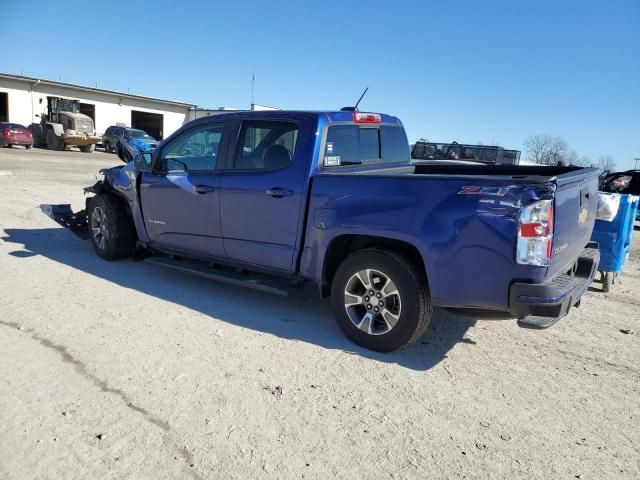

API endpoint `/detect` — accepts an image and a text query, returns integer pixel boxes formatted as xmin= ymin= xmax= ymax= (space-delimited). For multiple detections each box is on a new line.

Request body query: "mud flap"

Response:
xmin=40 ymin=204 xmax=90 ymax=240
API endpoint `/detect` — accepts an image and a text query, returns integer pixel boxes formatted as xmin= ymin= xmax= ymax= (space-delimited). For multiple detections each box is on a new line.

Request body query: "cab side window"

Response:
xmin=233 ymin=121 xmax=298 ymax=170
xmin=158 ymin=124 xmax=223 ymax=172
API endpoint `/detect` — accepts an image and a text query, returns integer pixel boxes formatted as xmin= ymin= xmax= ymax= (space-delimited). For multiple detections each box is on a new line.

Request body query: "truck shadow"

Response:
xmin=2 ymin=227 xmax=478 ymax=372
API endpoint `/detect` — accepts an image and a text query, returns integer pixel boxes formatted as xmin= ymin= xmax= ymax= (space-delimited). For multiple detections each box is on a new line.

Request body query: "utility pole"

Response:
xmin=251 ymin=73 xmax=256 ymax=109
xmin=634 ymin=157 xmax=640 ymax=169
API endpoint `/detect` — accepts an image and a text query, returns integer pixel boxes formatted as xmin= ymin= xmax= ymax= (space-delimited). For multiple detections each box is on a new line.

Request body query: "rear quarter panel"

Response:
xmin=301 ymin=174 xmax=550 ymax=310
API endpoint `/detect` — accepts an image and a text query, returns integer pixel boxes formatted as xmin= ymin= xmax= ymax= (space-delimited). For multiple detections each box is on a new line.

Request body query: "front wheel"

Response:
xmin=80 ymin=144 xmax=95 ymax=153
xmin=331 ymin=249 xmax=432 ymax=352
xmin=87 ymin=194 xmax=136 ymax=260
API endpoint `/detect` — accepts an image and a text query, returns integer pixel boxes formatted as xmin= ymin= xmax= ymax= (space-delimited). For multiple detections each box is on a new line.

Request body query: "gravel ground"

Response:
xmin=0 ymin=146 xmax=639 ymax=480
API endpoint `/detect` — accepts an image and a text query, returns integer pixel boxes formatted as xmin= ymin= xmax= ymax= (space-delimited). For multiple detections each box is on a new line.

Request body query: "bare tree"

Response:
xmin=598 ymin=155 xmax=617 ymax=172
xmin=566 ymin=149 xmax=579 ymax=165
xmin=524 ymin=134 xmax=568 ymax=165
xmin=576 ymin=156 xmax=593 ymax=167
xmin=565 ymin=150 xmax=592 ymax=167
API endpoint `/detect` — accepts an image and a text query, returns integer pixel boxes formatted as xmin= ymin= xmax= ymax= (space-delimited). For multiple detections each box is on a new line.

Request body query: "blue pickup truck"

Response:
xmin=84 ymin=110 xmax=600 ymax=352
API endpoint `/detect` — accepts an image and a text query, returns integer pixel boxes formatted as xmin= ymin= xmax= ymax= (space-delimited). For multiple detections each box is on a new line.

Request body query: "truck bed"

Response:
xmin=306 ymin=164 xmax=599 ymax=310
xmin=324 ymin=163 xmax=598 ymax=185
xmin=411 ymin=163 xmax=588 ymax=180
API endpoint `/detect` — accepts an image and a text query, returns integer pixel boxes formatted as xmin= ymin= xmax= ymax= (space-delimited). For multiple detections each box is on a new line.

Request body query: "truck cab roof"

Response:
xmin=189 ymin=110 xmax=403 ymax=126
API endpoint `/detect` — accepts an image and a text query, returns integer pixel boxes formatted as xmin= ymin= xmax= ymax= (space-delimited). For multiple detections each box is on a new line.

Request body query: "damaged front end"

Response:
xmin=39 ymin=204 xmax=91 ymax=240
xmin=41 ymin=164 xmax=132 ymax=240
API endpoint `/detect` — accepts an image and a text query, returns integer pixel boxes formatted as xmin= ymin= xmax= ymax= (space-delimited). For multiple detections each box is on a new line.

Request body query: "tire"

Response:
xmin=331 ymin=249 xmax=432 ymax=352
xmin=602 ymin=271 xmax=613 ymax=293
xmin=80 ymin=144 xmax=95 ymax=153
xmin=45 ymin=128 xmax=64 ymax=151
xmin=87 ymin=194 xmax=137 ymax=260
xmin=103 ymin=141 xmax=111 ymax=153
xmin=26 ymin=145 xmax=33 ymax=149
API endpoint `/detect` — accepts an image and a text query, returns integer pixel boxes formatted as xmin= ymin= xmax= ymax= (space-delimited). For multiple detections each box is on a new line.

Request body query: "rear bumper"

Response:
xmin=0 ymin=138 xmax=33 ymax=146
xmin=509 ymin=243 xmax=599 ymax=328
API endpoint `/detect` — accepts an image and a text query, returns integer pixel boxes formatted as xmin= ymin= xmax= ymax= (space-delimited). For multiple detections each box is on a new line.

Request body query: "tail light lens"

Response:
xmin=516 ymin=199 xmax=554 ymax=266
xmin=2 ymin=128 xmax=10 ymax=137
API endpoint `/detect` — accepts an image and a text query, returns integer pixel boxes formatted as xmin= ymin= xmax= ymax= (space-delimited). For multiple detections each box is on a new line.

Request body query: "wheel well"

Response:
xmin=88 ymin=191 xmax=134 ymax=223
xmin=321 ymin=235 xmax=427 ymax=297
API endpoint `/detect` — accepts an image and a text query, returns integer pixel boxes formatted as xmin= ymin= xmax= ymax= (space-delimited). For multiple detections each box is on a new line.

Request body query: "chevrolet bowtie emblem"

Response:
xmin=578 ymin=207 xmax=588 ymax=224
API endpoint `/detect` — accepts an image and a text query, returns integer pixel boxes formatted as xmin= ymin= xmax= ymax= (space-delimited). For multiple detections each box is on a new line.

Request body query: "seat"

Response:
xmin=263 ymin=144 xmax=292 ymax=170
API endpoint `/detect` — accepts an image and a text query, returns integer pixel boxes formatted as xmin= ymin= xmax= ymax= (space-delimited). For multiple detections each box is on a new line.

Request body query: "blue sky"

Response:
xmin=2 ymin=0 xmax=638 ymax=169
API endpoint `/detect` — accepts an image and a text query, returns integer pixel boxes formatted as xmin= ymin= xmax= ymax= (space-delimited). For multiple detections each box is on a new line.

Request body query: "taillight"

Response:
xmin=2 ymin=128 xmax=10 ymax=137
xmin=516 ymin=199 xmax=554 ymax=266
xmin=353 ymin=112 xmax=381 ymax=124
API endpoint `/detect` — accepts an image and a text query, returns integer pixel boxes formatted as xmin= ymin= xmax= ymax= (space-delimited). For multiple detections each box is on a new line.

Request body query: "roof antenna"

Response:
xmin=340 ymin=87 xmax=369 ymax=112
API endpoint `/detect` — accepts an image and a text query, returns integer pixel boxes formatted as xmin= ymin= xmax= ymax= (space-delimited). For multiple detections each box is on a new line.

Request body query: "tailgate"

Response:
xmin=547 ymin=168 xmax=599 ymax=278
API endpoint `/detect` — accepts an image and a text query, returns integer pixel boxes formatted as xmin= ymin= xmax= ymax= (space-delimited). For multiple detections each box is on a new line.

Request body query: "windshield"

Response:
xmin=323 ymin=124 xmax=410 ymax=167
xmin=127 ymin=129 xmax=154 ymax=140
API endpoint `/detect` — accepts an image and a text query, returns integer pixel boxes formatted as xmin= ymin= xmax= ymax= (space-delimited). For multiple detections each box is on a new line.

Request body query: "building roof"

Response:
xmin=0 ymin=72 xmax=195 ymax=108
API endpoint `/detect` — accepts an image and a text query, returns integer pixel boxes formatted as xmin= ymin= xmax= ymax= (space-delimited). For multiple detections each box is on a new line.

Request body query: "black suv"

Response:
xmin=102 ymin=126 xmax=158 ymax=153
xmin=600 ymin=170 xmax=640 ymax=220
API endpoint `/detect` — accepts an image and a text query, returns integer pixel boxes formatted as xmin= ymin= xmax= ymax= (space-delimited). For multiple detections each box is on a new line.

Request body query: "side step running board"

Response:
xmin=143 ymin=256 xmax=289 ymax=297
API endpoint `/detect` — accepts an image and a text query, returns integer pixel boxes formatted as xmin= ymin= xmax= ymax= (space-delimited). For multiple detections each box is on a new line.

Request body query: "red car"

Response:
xmin=0 ymin=122 xmax=33 ymax=149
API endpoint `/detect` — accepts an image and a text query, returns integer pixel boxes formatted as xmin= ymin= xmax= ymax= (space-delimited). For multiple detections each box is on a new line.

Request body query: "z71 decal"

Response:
xmin=457 ymin=186 xmax=510 ymax=196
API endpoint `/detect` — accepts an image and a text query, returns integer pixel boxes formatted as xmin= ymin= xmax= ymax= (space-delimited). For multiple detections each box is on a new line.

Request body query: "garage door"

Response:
xmin=0 ymin=92 xmax=8 ymax=122
xmin=131 ymin=110 xmax=164 ymax=140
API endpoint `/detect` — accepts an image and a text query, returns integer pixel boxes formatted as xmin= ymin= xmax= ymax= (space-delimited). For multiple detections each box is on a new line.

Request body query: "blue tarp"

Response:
xmin=591 ymin=194 xmax=639 ymax=273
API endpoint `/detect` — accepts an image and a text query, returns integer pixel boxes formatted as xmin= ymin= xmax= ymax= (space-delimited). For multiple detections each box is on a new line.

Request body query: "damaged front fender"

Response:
xmin=83 ymin=162 xmax=149 ymax=244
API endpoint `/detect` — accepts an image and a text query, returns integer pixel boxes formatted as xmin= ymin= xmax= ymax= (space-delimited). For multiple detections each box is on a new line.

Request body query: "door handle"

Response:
xmin=194 ymin=185 xmax=215 ymax=194
xmin=265 ymin=188 xmax=293 ymax=198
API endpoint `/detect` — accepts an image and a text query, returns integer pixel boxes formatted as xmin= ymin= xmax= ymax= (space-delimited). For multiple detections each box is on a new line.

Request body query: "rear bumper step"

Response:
xmin=510 ymin=243 xmax=599 ymax=329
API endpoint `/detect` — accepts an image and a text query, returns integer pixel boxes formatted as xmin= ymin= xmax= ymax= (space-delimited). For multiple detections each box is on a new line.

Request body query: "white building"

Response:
xmin=185 ymin=103 xmax=280 ymax=122
xmin=0 ymin=72 xmax=194 ymax=140
xmin=187 ymin=106 xmax=242 ymax=122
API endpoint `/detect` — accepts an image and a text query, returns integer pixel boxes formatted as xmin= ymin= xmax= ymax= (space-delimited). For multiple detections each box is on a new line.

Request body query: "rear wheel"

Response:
xmin=26 ymin=145 xmax=32 ymax=149
xmin=80 ymin=144 xmax=95 ymax=153
xmin=331 ymin=249 xmax=432 ymax=352
xmin=88 ymin=194 xmax=136 ymax=260
xmin=45 ymin=129 xmax=64 ymax=151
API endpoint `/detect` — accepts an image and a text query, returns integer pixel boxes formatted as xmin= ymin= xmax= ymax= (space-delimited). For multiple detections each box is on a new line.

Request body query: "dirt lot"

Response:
xmin=0 ymin=146 xmax=638 ymax=480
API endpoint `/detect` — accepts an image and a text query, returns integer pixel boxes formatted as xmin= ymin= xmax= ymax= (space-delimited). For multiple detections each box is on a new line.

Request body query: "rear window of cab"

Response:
xmin=323 ymin=125 xmax=410 ymax=167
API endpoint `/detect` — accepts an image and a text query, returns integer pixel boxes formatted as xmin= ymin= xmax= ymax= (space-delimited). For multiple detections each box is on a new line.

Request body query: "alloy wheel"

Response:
xmin=343 ymin=268 xmax=402 ymax=335
xmin=91 ymin=206 xmax=109 ymax=250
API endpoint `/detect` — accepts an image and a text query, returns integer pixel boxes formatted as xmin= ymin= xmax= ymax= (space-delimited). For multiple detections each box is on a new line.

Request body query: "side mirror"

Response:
xmin=134 ymin=152 xmax=153 ymax=172
xmin=35 ymin=114 xmax=41 ymax=118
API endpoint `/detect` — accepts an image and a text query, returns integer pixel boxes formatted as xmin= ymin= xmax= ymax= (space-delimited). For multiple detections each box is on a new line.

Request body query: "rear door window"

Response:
xmin=233 ymin=120 xmax=298 ymax=171
xmin=324 ymin=125 xmax=409 ymax=167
